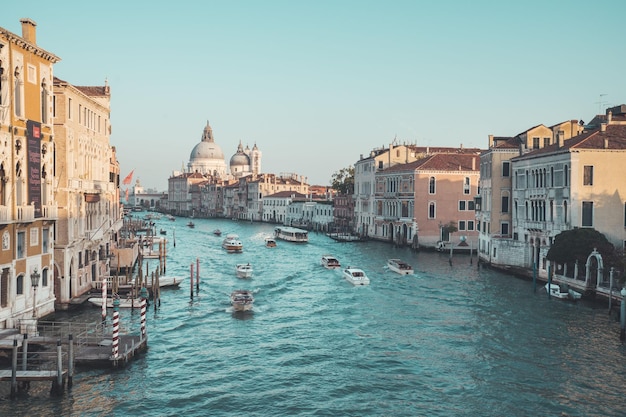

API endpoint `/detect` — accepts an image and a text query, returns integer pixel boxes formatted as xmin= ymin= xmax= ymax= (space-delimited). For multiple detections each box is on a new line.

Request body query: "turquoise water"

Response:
xmin=3 ymin=217 xmax=626 ymax=416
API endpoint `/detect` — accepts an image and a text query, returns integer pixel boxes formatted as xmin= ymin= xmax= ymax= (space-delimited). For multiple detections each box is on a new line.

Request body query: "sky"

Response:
xmin=3 ymin=1 xmax=625 ymax=191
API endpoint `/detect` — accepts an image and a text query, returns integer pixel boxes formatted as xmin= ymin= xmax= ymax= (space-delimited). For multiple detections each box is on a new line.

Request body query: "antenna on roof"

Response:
xmin=595 ymin=94 xmax=607 ymax=114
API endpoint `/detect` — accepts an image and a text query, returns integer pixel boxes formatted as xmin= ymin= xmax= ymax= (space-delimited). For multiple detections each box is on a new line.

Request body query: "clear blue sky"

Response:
xmin=3 ymin=1 xmax=625 ymax=191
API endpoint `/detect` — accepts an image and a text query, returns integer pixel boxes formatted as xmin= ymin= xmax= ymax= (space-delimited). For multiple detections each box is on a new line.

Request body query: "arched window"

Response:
xmin=428 ymin=202 xmax=436 ymax=219
xmin=16 ymin=274 xmax=24 ymax=295
xmin=429 ymin=177 xmax=436 ymax=194
xmin=564 ymin=165 xmax=569 ymax=187
xmin=14 ymin=67 xmax=22 ymax=117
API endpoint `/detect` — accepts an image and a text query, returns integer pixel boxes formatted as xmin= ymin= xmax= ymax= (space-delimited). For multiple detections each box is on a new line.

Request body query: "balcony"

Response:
xmin=42 ymin=203 xmax=58 ymax=220
xmin=17 ymin=204 xmax=35 ymax=222
xmin=0 ymin=205 xmax=9 ymax=224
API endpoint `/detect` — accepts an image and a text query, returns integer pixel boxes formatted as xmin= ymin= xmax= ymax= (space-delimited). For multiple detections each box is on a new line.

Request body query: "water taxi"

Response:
xmin=343 ymin=267 xmax=370 ymax=286
xmin=265 ymin=237 xmax=277 ymax=248
xmin=274 ymin=226 xmax=308 ymax=243
xmin=321 ymin=255 xmax=341 ymax=269
xmin=230 ymin=290 xmax=254 ymax=312
xmin=387 ymin=259 xmax=414 ymax=275
xmin=236 ymin=263 xmax=253 ymax=278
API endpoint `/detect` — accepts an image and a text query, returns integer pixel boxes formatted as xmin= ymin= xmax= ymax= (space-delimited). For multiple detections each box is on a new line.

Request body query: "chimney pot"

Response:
xmin=20 ymin=18 xmax=37 ymax=44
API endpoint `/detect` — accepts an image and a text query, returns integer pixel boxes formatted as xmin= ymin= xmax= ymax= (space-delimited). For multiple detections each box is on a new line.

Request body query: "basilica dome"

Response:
xmin=188 ymin=121 xmax=227 ymax=177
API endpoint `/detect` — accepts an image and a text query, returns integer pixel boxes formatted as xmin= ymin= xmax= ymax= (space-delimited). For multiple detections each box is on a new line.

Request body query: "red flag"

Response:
xmin=122 ymin=170 xmax=134 ymax=185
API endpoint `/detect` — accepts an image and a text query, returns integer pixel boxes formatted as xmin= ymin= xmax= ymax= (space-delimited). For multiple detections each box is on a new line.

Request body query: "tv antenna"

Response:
xmin=595 ymin=94 xmax=607 ymax=114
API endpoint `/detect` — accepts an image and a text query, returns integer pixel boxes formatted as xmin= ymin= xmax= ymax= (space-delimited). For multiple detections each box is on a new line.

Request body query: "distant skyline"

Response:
xmin=3 ymin=1 xmax=625 ymax=191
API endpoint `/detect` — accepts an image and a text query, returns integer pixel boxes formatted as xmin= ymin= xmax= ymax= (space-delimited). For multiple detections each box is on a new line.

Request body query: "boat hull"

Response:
xmin=387 ymin=259 xmax=414 ymax=275
xmin=230 ymin=290 xmax=254 ymax=311
xmin=88 ymin=297 xmax=144 ymax=308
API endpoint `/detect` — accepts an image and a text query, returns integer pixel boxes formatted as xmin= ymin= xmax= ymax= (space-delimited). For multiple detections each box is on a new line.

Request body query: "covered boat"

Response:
xmin=387 ymin=259 xmax=414 ymax=275
xmin=230 ymin=290 xmax=254 ymax=312
xmin=222 ymin=234 xmax=243 ymax=253
xmin=343 ymin=267 xmax=370 ymax=286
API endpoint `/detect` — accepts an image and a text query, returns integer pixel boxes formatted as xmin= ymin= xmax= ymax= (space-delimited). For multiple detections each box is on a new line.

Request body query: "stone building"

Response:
xmin=52 ymin=76 xmax=121 ymax=308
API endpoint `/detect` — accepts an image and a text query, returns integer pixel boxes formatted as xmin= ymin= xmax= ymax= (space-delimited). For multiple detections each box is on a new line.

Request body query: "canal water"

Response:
xmin=2 ymin=216 xmax=626 ymax=416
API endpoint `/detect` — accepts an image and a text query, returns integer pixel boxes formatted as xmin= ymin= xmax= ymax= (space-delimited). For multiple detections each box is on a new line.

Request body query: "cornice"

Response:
xmin=0 ymin=28 xmax=61 ymax=63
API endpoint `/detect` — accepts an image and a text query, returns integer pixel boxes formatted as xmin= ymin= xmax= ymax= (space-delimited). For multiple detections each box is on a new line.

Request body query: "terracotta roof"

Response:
xmin=384 ymin=153 xmax=479 ymax=172
xmin=266 ymin=191 xmax=308 ymax=198
xmin=512 ymin=124 xmax=626 ymax=160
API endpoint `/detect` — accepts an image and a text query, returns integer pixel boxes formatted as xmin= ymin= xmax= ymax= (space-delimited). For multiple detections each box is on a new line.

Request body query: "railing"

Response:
xmin=17 ymin=204 xmax=35 ymax=222
xmin=42 ymin=203 xmax=58 ymax=220
xmin=0 ymin=205 xmax=9 ymax=223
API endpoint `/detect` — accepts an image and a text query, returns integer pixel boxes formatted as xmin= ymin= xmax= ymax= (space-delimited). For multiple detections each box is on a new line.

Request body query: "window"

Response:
xmin=502 ymin=162 xmax=510 ymax=177
xmin=459 ymin=201 xmax=466 ymax=211
xmin=42 ymin=269 xmax=48 ymax=287
xmin=501 ymin=222 xmax=509 ymax=236
xmin=583 ymin=166 xmax=593 ymax=186
xmin=17 ymin=231 xmax=25 ymax=259
xmin=428 ymin=202 xmax=436 ymax=219
xmin=501 ymin=195 xmax=509 ymax=213
xmin=16 ymin=274 xmax=24 ymax=295
xmin=564 ymin=165 xmax=569 ymax=187
xmin=543 ymin=137 xmax=550 ymax=147
xmin=582 ymin=201 xmax=593 ymax=227
xmin=43 ymin=228 xmax=49 ymax=253
xmin=458 ymin=221 xmax=466 ymax=231
xmin=68 ymin=98 xmax=72 ymax=119
xmin=532 ymin=137 xmax=540 ymax=149
xmin=429 ymin=177 xmax=436 ymax=194
xmin=463 ymin=177 xmax=470 ymax=194
xmin=467 ymin=220 xmax=475 ymax=231
xmin=468 ymin=200 xmax=475 ymax=210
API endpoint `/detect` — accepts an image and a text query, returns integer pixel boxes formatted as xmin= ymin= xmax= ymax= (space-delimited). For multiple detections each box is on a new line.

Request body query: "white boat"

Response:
xmin=236 ymin=263 xmax=253 ymax=278
xmin=88 ymin=297 xmax=145 ymax=308
xmin=343 ymin=267 xmax=370 ymax=286
xmin=230 ymin=290 xmax=254 ymax=312
xmin=274 ymin=226 xmax=308 ymax=243
xmin=321 ymin=255 xmax=341 ymax=269
xmin=545 ymin=283 xmax=582 ymax=300
xmin=131 ymin=275 xmax=184 ymax=289
xmin=265 ymin=237 xmax=277 ymax=248
xmin=387 ymin=259 xmax=414 ymax=275
xmin=167 ymin=214 xmax=176 ymax=221
xmin=222 ymin=234 xmax=243 ymax=253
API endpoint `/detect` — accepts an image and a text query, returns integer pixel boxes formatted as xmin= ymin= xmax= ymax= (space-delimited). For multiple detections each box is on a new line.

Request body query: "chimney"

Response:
xmin=600 ymin=123 xmax=607 ymax=132
xmin=472 ymin=156 xmax=476 ymax=170
xmin=557 ymin=130 xmax=564 ymax=148
xmin=20 ymin=18 xmax=37 ymax=44
xmin=604 ymin=138 xmax=609 ymax=149
xmin=607 ymin=111 xmax=613 ymax=124
xmin=488 ymin=135 xmax=494 ymax=148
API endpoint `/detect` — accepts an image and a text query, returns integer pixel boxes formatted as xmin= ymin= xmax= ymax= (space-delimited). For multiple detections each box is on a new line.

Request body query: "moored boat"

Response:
xmin=230 ymin=290 xmax=254 ymax=312
xmin=545 ymin=283 xmax=581 ymax=300
xmin=88 ymin=296 xmax=145 ymax=308
xmin=343 ymin=267 xmax=370 ymax=286
xmin=387 ymin=259 xmax=414 ymax=275
xmin=321 ymin=255 xmax=341 ymax=269
xmin=236 ymin=263 xmax=253 ymax=278
xmin=222 ymin=234 xmax=243 ymax=253
xmin=274 ymin=226 xmax=308 ymax=243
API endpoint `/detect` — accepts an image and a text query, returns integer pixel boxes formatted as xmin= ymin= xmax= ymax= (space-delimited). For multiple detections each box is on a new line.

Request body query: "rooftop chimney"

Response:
xmin=557 ymin=130 xmax=564 ymax=148
xmin=600 ymin=123 xmax=607 ymax=132
xmin=20 ymin=18 xmax=37 ymax=44
xmin=488 ymin=135 xmax=494 ymax=148
xmin=607 ymin=111 xmax=613 ymax=124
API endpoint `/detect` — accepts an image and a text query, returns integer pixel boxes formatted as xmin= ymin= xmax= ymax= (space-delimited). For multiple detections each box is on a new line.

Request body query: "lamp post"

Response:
xmin=30 ymin=267 xmax=40 ymax=318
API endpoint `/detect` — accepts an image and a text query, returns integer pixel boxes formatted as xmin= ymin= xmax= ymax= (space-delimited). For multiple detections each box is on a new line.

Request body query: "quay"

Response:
xmin=0 ymin=301 xmax=148 ymax=398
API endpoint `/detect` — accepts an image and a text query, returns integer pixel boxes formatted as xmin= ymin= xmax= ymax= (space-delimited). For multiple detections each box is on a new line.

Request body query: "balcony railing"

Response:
xmin=17 ymin=204 xmax=35 ymax=222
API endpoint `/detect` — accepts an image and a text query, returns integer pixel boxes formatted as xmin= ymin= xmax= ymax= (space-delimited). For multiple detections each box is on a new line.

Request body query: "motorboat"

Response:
xmin=222 ymin=234 xmax=243 ymax=253
xmin=213 ymin=229 xmax=222 ymax=236
xmin=159 ymin=229 xmax=167 ymax=235
xmin=265 ymin=237 xmax=277 ymax=248
xmin=187 ymin=221 xmax=195 ymax=228
xmin=321 ymin=255 xmax=341 ymax=269
xmin=230 ymin=290 xmax=254 ymax=312
xmin=387 ymin=259 xmax=414 ymax=275
xmin=236 ymin=263 xmax=253 ymax=278
xmin=343 ymin=267 xmax=370 ymax=286
xmin=131 ymin=275 xmax=184 ymax=289
xmin=274 ymin=226 xmax=308 ymax=243
xmin=88 ymin=296 xmax=145 ymax=308
xmin=167 ymin=214 xmax=176 ymax=221
xmin=545 ymin=283 xmax=582 ymax=300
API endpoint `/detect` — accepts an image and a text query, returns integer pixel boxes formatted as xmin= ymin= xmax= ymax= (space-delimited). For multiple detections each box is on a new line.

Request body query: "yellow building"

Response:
xmin=0 ymin=19 xmax=60 ymax=327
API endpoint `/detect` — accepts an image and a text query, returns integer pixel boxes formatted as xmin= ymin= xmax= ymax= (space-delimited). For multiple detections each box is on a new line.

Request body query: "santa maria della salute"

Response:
xmin=129 ymin=121 xmax=331 ymax=222
xmin=186 ymin=121 xmax=262 ymax=179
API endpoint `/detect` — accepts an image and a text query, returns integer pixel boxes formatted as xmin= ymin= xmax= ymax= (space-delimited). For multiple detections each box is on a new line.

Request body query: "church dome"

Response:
xmin=230 ymin=142 xmax=250 ymax=166
xmin=188 ymin=121 xmax=227 ymax=177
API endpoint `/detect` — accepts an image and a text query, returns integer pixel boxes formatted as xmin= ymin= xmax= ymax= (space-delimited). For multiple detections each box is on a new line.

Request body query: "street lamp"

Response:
xmin=30 ymin=267 xmax=40 ymax=318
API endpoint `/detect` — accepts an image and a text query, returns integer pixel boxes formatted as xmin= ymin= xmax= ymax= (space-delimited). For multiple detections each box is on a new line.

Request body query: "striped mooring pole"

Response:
xmin=101 ymin=278 xmax=107 ymax=324
xmin=140 ymin=287 xmax=148 ymax=341
xmin=112 ymin=297 xmax=120 ymax=360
